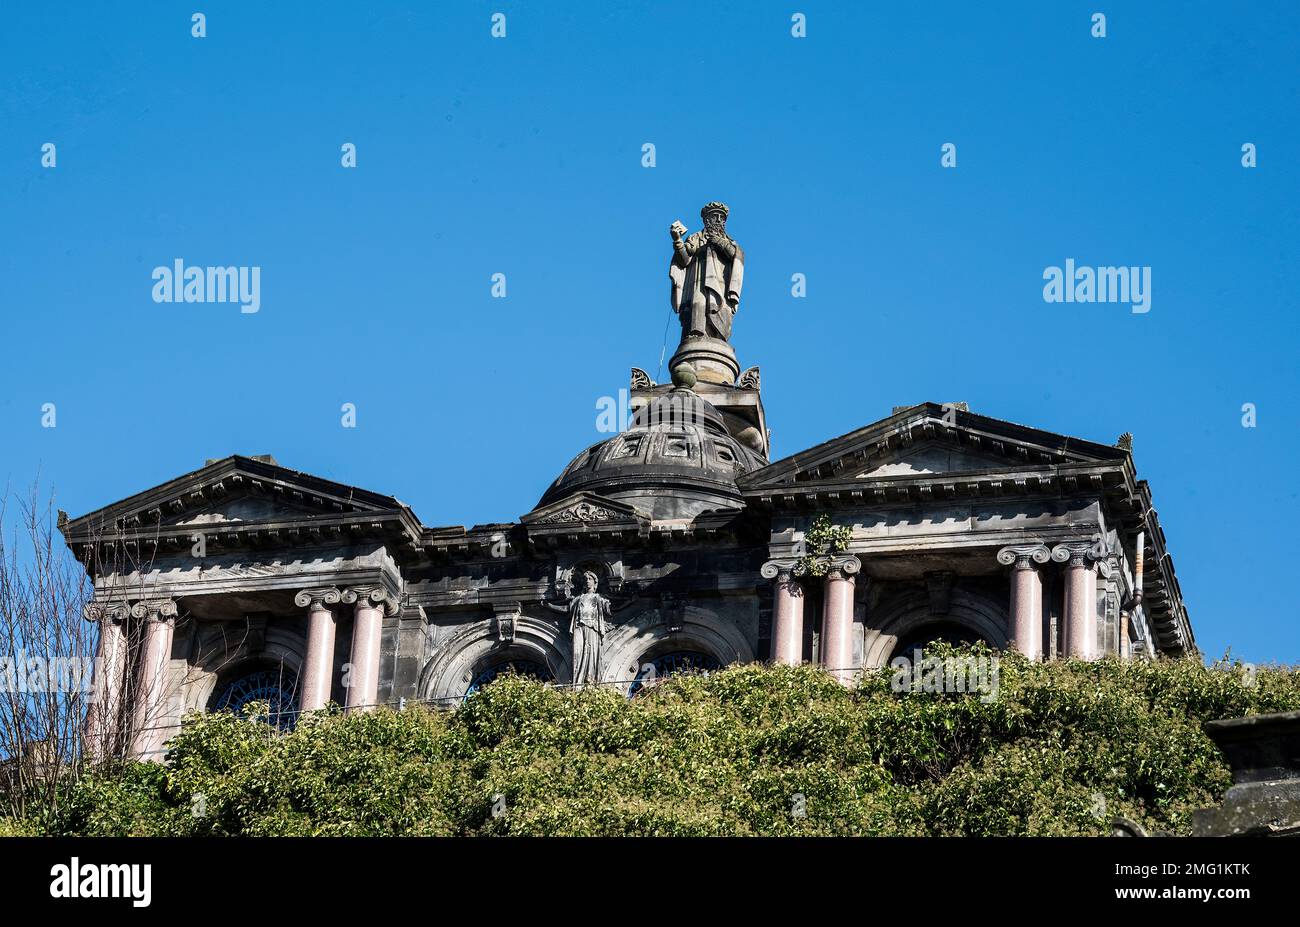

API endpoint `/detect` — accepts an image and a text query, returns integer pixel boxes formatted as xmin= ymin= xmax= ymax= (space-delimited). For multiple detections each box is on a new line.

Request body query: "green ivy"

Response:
xmin=797 ymin=514 xmax=854 ymax=577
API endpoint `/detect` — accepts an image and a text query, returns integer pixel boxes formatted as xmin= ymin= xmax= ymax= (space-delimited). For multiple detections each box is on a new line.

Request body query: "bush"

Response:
xmin=31 ymin=648 xmax=1300 ymax=836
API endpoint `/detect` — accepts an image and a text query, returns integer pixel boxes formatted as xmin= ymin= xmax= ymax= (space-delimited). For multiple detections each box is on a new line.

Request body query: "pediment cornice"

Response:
xmin=740 ymin=403 xmax=1128 ymax=491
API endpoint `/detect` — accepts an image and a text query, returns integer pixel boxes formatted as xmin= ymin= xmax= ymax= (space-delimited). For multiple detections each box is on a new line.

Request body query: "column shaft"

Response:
xmin=130 ymin=611 xmax=176 ymax=761
xmin=346 ymin=599 xmax=384 ymax=711
xmin=301 ymin=601 xmax=338 ymax=712
xmin=821 ymin=569 xmax=856 ymax=684
xmin=1009 ymin=564 xmax=1044 ymax=661
xmin=84 ymin=615 xmax=128 ymax=761
xmin=1064 ymin=562 xmax=1097 ymax=659
xmin=770 ymin=572 xmax=804 ymax=665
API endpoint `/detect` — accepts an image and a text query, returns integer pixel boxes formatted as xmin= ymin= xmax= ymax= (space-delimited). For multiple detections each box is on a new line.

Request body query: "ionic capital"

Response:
xmin=760 ymin=558 xmax=801 ymax=581
xmin=1051 ymin=537 xmax=1107 ymax=569
xmin=82 ymin=601 xmax=131 ymax=624
xmin=129 ymin=598 xmax=178 ymax=623
xmin=294 ymin=586 xmax=344 ymax=610
xmin=343 ymin=585 xmax=400 ymax=616
xmin=997 ymin=543 xmax=1051 ymax=571
xmin=825 ymin=555 xmax=862 ymax=581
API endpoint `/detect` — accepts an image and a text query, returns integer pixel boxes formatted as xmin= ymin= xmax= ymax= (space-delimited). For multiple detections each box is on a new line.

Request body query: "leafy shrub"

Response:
xmin=35 ymin=648 xmax=1300 ymax=837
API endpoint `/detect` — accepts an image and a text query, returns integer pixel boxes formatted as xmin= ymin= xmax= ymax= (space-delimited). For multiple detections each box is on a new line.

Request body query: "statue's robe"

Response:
xmin=568 ymin=593 xmax=611 ymax=685
xmin=670 ymin=233 xmax=745 ymax=341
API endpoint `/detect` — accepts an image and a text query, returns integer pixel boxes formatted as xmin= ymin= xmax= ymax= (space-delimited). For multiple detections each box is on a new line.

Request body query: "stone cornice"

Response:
xmin=741 ymin=403 xmax=1128 ymax=490
xmin=60 ymin=455 xmax=414 ymax=540
xmin=742 ymin=461 xmax=1128 ymax=509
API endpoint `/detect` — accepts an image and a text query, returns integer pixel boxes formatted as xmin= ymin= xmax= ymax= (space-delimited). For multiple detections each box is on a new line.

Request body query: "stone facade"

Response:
xmin=61 ymin=204 xmax=1195 ymax=760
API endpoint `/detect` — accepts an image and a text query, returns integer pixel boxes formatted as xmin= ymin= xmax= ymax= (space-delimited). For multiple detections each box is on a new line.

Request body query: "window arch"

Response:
xmin=210 ymin=665 xmax=300 ymax=729
xmin=628 ymin=650 xmax=721 ymax=696
xmin=889 ymin=621 xmax=988 ymax=663
xmin=465 ymin=659 xmax=553 ymax=697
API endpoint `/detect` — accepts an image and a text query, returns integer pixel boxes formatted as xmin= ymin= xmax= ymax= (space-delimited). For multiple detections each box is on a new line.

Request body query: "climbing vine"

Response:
xmin=797 ymin=514 xmax=853 ymax=577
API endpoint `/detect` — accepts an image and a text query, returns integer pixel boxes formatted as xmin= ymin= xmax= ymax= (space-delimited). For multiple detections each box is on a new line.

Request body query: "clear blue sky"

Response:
xmin=2 ymin=2 xmax=1297 ymax=664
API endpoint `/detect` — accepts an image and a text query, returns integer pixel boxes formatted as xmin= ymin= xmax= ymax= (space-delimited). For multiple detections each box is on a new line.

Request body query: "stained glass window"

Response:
xmin=466 ymin=659 xmax=553 ymax=696
xmin=628 ymin=650 xmax=721 ymax=696
xmin=212 ymin=667 xmax=300 ymax=729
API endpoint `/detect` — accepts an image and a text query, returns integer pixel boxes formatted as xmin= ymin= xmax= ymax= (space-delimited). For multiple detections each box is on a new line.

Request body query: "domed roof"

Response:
xmin=537 ymin=389 xmax=766 ymax=520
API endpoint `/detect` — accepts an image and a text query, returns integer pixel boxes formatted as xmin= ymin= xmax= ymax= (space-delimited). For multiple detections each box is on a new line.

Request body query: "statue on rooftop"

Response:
xmin=666 ymin=202 xmax=746 ymax=386
xmin=669 ymin=201 xmax=745 ymax=344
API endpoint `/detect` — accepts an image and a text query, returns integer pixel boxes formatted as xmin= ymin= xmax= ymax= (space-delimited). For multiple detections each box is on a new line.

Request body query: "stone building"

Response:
xmin=62 ymin=203 xmax=1195 ymax=759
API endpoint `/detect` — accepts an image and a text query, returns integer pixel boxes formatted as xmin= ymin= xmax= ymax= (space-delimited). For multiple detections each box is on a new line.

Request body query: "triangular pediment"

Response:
xmin=522 ymin=491 xmax=646 ymax=530
xmin=740 ymin=403 xmax=1128 ymax=490
xmin=60 ymin=455 xmax=409 ymax=540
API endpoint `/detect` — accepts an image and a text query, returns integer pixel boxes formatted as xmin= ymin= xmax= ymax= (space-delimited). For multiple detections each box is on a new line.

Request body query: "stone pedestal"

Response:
xmin=668 ymin=336 xmax=739 ymax=386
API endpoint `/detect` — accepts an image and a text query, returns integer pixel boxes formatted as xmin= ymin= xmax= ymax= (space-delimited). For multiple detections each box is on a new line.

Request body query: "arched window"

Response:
xmin=889 ymin=622 xmax=986 ymax=664
xmin=628 ymin=650 xmax=721 ymax=696
xmin=465 ymin=659 xmax=553 ymax=697
xmin=211 ymin=666 xmax=299 ymax=729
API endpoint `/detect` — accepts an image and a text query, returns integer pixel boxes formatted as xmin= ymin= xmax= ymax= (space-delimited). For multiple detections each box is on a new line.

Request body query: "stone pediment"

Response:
xmin=522 ymin=492 xmax=646 ymax=531
xmin=850 ymin=441 xmax=1015 ymax=478
xmin=740 ymin=402 xmax=1128 ymax=490
xmin=60 ymin=455 xmax=410 ymax=542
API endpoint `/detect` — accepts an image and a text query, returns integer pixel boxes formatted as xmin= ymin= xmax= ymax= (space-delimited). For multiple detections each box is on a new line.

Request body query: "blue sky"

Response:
xmin=1 ymin=2 xmax=1297 ymax=663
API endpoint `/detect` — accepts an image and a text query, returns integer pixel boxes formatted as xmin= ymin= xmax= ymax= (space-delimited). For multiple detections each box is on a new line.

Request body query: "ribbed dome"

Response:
xmin=537 ymin=389 xmax=766 ymax=520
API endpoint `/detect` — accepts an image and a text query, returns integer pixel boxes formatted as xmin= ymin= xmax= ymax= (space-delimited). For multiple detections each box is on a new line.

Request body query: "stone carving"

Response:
xmin=83 ymin=601 xmax=132 ymax=624
xmin=669 ymin=202 xmax=744 ymax=342
xmin=996 ymin=544 xmax=1051 ymax=569
xmin=925 ymin=571 xmax=954 ymax=616
xmin=536 ymin=501 xmax=624 ymax=525
xmin=667 ymin=202 xmax=745 ymax=385
xmin=630 ymin=367 xmax=656 ymax=390
xmin=343 ymin=585 xmax=401 ymax=616
xmin=1051 ymin=537 xmax=1107 ymax=567
xmin=294 ymin=587 xmax=343 ymax=610
xmin=130 ymin=599 xmax=178 ymax=623
xmin=566 ymin=570 xmax=612 ymax=685
xmin=493 ymin=606 xmax=519 ymax=643
xmin=736 ymin=366 xmax=761 ymax=390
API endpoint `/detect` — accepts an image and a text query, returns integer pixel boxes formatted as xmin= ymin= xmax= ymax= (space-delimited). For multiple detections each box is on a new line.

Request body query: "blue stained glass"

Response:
xmin=466 ymin=660 xmax=552 ymax=696
xmin=628 ymin=650 xmax=721 ymax=696
xmin=212 ymin=668 xmax=300 ymax=729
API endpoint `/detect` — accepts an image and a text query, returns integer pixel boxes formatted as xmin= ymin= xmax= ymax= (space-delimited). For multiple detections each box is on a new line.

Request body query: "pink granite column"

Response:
xmin=821 ymin=556 xmax=861 ymax=685
xmin=83 ymin=603 xmax=129 ymax=762
xmin=1054 ymin=541 xmax=1101 ymax=660
xmin=996 ymin=544 xmax=1049 ymax=661
xmin=295 ymin=587 xmax=341 ymax=712
xmin=762 ymin=561 xmax=804 ymax=665
xmin=344 ymin=587 xmax=390 ymax=711
xmin=129 ymin=599 xmax=178 ymax=761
